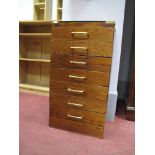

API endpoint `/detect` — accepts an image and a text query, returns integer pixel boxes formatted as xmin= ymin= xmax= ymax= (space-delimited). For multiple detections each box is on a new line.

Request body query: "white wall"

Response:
xmin=19 ymin=0 xmax=33 ymax=20
xmin=62 ymin=0 xmax=126 ymax=120
xmin=52 ymin=0 xmax=59 ymax=20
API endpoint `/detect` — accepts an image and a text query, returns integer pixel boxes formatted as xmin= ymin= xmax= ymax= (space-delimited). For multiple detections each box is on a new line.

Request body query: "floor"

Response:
xmin=19 ymin=92 xmax=135 ymax=155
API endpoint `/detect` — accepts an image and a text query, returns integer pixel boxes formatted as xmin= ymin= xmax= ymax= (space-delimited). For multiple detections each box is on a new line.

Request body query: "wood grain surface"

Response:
xmin=49 ymin=21 xmax=115 ymax=138
xmin=51 ymin=40 xmax=113 ymax=57
xmin=52 ymin=27 xmax=114 ymax=42
xmin=49 ymin=116 xmax=104 ymax=138
xmin=51 ymin=54 xmax=112 ymax=72
xmin=50 ymin=67 xmax=110 ymax=86
xmin=50 ymin=105 xmax=105 ymax=126
xmin=52 ymin=21 xmax=115 ymax=27
xmin=50 ymin=80 xmax=108 ymax=100
xmin=50 ymin=93 xmax=107 ymax=114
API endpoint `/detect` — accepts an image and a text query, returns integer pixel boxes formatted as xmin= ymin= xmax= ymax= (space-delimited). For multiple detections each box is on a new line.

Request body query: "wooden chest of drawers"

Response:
xmin=49 ymin=21 xmax=115 ymax=138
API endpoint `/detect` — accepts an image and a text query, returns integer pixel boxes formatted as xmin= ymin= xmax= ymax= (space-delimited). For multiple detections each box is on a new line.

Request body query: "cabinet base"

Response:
xmin=49 ymin=117 xmax=104 ymax=138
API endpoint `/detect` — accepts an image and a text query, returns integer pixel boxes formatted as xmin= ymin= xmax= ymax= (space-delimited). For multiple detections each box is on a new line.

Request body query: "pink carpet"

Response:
xmin=19 ymin=92 xmax=135 ymax=155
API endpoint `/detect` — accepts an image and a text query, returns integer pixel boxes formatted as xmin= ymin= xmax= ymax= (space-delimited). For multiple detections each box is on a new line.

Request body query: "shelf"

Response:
xmin=19 ymin=58 xmax=50 ymax=63
xmin=33 ymin=0 xmax=52 ymax=20
xmin=19 ymin=33 xmax=51 ymax=37
xmin=19 ymin=21 xmax=52 ymax=25
xmin=20 ymin=88 xmax=49 ymax=96
xmin=57 ymin=0 xmax=63 ymax=21
xmin=19 ymin=83 xmax=49 ymax=92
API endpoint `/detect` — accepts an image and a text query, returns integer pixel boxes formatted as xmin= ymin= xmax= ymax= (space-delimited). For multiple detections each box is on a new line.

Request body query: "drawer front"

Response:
xmin=50 ymin=68 xmax=110 ymax=87
xmin=50 ymin=104 xmax=105 ymax=126
xmin=50 ymin=117 xmax=104 ymax=138
xmin=52 ymin=27 xmax=114 ymax=42
xmin=50 ymin=93 xmax=107 ymax=114
xmin=51 ymin=54 xmax=112 ymax=72
xmin=51 ymin=40 xmax=113 ymax=57
xmin=50 ymin=80 xmax=108 ymax=101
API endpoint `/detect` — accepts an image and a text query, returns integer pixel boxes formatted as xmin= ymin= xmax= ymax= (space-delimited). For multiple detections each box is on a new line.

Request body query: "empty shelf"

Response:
xmin=19 ymin=58 xmax=50 ymax=63
xmin=19 ymin=83 xmax=49 ymax=92
xmin=19 ymin=33 xmax=51 ymax=37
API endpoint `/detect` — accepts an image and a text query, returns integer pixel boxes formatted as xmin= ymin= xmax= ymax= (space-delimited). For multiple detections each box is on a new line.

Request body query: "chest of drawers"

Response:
xmin=49 ymin=21 xmax=115 ymax=138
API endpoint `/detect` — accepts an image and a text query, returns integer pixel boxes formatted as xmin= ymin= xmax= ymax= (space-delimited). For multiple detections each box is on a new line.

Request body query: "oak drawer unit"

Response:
xmin=49 ymin=21 xmax=115 ymax=138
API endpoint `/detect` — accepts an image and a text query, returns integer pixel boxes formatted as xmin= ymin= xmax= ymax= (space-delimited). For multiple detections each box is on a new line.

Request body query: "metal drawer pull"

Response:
xmin=71 ymin=32 xmax=88 ymax=35
xmin=71 ymin=32 xmax=89 ymax=39
xmin=68 ymin=75 xmax=86 ymax=80
xmin=69 ymin=60 xmax=87 ymax=65
xmin=67 ymin=88 xmax=85 ymax=94
xmin=67 ymin=101 xmax=84 ymax=107
xmin=71 ymin=47 xmax=87 ymax=49
xmin=67 ymin=114 xmax=83 ymax=120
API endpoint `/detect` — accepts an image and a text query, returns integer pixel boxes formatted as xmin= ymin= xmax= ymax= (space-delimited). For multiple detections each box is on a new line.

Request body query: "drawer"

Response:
xmin=51 ymin=40 xmax=113 ymax=57
xmin=51 ymin=54 xmax=112 ymax=72
xmin=50 ymin=93 xmax=107 ymax=114
xmin=50 ymin=103 xmax=105 ymax=126
xmin=50 ymin=117 xmax=104 ymax=138
xmin=50 ymin=68 xmax=110 ymax=87
xmin=52 ymin=27 xmax=114 ymax=42
xmin=50 ymin=80 xmax=108 ymax=101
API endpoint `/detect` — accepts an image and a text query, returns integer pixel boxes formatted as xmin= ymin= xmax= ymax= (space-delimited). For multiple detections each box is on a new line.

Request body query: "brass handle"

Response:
xmin=71 ymin=32 xmax=89 ymax=39
xmin=67 ymin=114 xmax=83 ymax=120
xmin=70 ymin=47 xmax=87 ymax=50
xmin=67 ymin=101 xmax=84 ymax=107
xmin=71 ymin=32 xmax=88 ymax=35
xmin=68 ymin=74 xmax=86 ymax=80
xmin=69 ymin=60 xmax=87 ymax=65
xmin=70 ymin=47 xmax=88 ymax=54
xmin=67 ymin=88 xmax=85 ymax=94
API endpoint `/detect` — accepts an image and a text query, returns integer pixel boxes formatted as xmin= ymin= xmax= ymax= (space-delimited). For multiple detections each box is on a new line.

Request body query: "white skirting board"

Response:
xmin=106 ymin=91 xmax=118 ymax=121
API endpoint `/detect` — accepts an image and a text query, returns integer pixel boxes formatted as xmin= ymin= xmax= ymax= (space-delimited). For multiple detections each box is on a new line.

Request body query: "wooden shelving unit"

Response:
xmin=57 ymin=0 xmax=63 ymax=20
xmin=19 ymin=21 xmax=52 ymax=93
xmin=33 ymin=0 xmax=52 ymax=20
